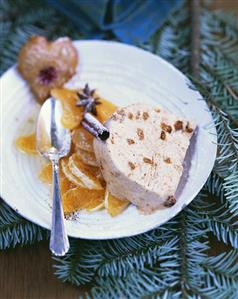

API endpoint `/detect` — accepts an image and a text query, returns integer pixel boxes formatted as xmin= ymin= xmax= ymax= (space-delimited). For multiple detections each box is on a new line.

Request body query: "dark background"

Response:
xmin=0 ymin=1 xmax=237 ymax=298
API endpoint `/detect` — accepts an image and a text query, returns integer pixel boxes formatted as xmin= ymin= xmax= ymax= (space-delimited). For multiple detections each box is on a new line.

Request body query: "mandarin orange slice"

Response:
xmin=96 ymin=98 xmax=117 ymax=123
xmin=68 ymin=154 xmax=103 ymax=190
xmin=105 ymin=190 xmax=130 ymax=217
xmin=51 ymin=88 xmax=83 ymax=130
xmin=72 ymin=126 xmax=94 ymax=152
xmin=38 ymin=162 xmax=64 ymax=182
xmin=60 ymin=176 xmax=76 ymax=194
xmin=62 ymin=187 xmax=105 ymax=214
xmin=61 ymin=158 xmax=85 ymax=187
xmin=39 ymin=163 xmax=76 ymax=193
xmin=38 ymin=163 xmax=52 ymax=184
xmin=86 ymin=200 xmax=104 ymax=212
xmin=39 ymin=162 xmax=76 ymax=205
xmin=76 ymin=148 xmax=98 ymax=167
xmin=16 ymin=133 xmax=37 ymax=155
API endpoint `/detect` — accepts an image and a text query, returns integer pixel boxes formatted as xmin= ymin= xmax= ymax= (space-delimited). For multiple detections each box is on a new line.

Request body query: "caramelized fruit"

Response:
xmin=62 ymin=187 xmax=105 ymax=214
xmin=38 ymin=163 xmax=75 ymax=193
xmin=76 ymin=148 xmax=98 ymax=167
xmin=16 ymin=133 xmax=37 ymax=155
xmin=68 ymin=154 xmax=103 ymax=190
xmin=38 ymin=163 xmax=52 ymax=184
xmin=105 ymin=190 xmax=130 ymax=217
xmin=18 ymin=36 xmax=78 ymax=103
xmin=72 ymin=126 xmax=94 ymax=152
xmin=61 ymin=158 xmax=84 ymax=187
xmin=60 ymin=177 xmax=76 ymax=194
xmin=51 ymin=88 xmax=84 ymax=130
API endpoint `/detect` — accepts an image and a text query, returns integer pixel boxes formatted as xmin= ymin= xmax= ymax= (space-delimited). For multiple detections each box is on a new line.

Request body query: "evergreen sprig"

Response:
xmin=0 ymin=0 xmax=238 ymax=298
xmin=0 ymin=199 xmax=48 ymax=249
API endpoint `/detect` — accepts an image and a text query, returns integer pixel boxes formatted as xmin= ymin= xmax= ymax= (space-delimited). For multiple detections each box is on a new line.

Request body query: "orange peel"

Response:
xmin=62 ymin=187 xmax=105 ymax=214
xmin=68 ymin=154 xmax=103 ymax=190
xmin=105 ymin=190 xmax=130 ymax=217
xmin=15 ymin=133 xmax=37 ymax=155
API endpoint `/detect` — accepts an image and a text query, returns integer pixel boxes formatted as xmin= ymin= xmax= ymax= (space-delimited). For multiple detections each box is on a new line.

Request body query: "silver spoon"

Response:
xmin=36 ymin=97 xmax=71 ymax=256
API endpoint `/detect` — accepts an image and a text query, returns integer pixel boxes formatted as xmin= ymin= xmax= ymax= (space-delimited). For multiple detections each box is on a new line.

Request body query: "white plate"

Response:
xmin=0 ymin=41 xmax=217 ymax=239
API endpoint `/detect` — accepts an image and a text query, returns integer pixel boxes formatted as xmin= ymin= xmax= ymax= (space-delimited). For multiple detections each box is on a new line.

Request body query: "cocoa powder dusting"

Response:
xmin=111 ymin=113 xmax=118 ymax=121
xmin=117 ymin=108 xmax=125 ymax=116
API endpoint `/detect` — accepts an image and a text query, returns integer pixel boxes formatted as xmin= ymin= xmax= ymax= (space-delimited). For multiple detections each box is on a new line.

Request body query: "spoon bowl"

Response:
xmin=36 ymin=97 xmax=71 ymax=256
xmin=36 ymin=97 xmax=71 ymax=159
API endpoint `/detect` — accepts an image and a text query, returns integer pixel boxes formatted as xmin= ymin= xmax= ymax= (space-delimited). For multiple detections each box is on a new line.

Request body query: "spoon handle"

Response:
xmin=50 ymin=159 xmax=69 ymax=256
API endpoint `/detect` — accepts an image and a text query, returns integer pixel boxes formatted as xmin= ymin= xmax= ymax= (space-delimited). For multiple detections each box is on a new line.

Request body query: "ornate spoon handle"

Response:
xmin=49 ymin=159 xmax=69 ymax=256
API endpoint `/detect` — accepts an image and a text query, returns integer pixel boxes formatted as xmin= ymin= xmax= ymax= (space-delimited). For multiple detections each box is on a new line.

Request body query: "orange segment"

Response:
xmin=38 ymin=163 xmax=52 ymax=184
xmin=38 ymin=162 xmax=64 ymax=182
xmin=72 ymin=126 xmax=94 ymax=152
xmin=76 ymin=148 xmax=98 ymax=167
xmin=86 ymin=200 xmax=104 ymax=212
xmin=39 ymin=163 xmax=76 ymax=193
xmin=16 ymin=133 xmax=37 ymax=155
xmin=96 ymin=98 xmax=117 ymax=123
xmin=105 ymin=190 xmax=130 ymax=217
xmin=51 ymin=88 xmax=83 ymax=130
xmin=68 ymin=154 xmax=103 ymax=190
xmin=61 ymin=158 xmax=84 ymax=187
xmin=60 ymin=176 xmax=76 ymax=194
xmin=62 ymin=187 xmax=105 ymax=214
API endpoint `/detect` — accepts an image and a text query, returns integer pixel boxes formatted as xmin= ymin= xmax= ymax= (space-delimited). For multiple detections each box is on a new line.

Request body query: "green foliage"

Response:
xmin=0 ymin=199 xmax=48 ymax=249
xmin=0 ymin=0 xmax=238 ymax=298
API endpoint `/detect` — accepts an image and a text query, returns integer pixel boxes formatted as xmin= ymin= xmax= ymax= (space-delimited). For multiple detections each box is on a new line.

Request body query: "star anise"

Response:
xmin=76 ymin=83 xmax=109 ymax=141
xmin=76 ymin=84 xmax=101 ymax=116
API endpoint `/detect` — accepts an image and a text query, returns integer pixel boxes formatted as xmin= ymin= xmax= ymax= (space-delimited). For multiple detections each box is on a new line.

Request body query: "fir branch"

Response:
xmin=54 ymin=226 xmax=179 ymax=286
xmin=84 ymin=268 xmax=180 ymax=299
xmin=54 ymin=239 xmax=103 ymax=286
xmin=202 ymin=10 xmax=238 ymax=58
xmin=79 ymin=202 xmax=211 ymax=298
xmin=97 ymin=236 xmax=178 ymax=278
xmin=202 ymin=250 xmax=238 ymax=292
xmin=195 ymin=189 xmax=238 ymax=249
xmin=201 ymin=63 xmax=238 ymax=120
xmin=0 ymin=200 xmax=48 ymax=249
xmin=190 ymin=0 xmax=201 ymax=79
xmin=206 ymin=171 xmax=225 ymax=202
